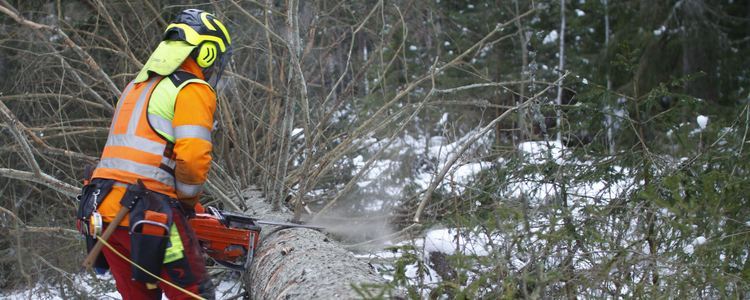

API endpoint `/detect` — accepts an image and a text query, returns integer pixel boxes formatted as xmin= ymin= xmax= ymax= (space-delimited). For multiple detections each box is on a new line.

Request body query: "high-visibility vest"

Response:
xmin=92 ymin=72 xmax=212 ymax=198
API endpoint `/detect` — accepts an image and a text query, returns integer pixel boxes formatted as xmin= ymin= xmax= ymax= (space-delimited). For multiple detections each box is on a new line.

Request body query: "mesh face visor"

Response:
xmin=206 ymin=46 xmax=232 ymax=90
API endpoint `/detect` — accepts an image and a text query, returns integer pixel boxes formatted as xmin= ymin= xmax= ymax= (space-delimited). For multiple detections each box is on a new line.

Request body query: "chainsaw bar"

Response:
xmin=256 ymin=220 xmax=324 ymax=231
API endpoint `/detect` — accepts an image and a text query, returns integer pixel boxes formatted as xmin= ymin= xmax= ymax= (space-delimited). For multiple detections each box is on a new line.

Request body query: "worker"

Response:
xmin=78 ymin=9 xmax=231 ymax=300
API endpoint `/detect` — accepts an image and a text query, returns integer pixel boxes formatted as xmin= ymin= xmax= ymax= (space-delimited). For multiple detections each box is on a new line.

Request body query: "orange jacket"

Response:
xmin=93 ymin=59 xmax=216 ymax=225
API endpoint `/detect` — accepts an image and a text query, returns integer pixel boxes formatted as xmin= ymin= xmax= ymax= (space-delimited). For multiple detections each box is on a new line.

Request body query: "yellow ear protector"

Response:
xmin=196 ymin=42 xmax=217 ymax=68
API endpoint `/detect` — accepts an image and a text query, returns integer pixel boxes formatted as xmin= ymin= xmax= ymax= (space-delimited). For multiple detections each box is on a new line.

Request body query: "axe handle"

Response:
xmin=82 ymin=205 xmax=129 ymax=268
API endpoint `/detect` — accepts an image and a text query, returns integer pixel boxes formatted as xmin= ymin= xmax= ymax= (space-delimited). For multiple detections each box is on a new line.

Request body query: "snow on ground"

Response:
xmin=353 ymin=134 xmax=644 ymax=296
xmin=0 ymin=274 xmax=120 ymax=300
xmin=353 ymin=126 xmax=493 ymax=209
xmin=354 ymin=131 xmax=628 ymax=213
xmin=0 ymin=271 xmax=244 ymax=300
xmin=422 ymin=228 xmax=489 ymax=256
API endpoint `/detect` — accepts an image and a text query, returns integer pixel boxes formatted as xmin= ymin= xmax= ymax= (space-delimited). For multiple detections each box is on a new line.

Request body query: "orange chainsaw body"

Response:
xmin=189 ymin=210 xmax=261 ymax=263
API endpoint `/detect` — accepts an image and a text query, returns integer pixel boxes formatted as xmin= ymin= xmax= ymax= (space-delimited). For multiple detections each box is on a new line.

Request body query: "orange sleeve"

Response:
xmin=172 ymin=82 xmax=216 ymax=208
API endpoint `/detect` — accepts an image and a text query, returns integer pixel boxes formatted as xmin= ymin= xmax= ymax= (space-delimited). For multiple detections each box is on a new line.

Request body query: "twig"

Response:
xmin=413 ymin=71 xmax=570 ymax=223
xmin=0 ymin=101 xmax=91 ymax=197
xmin=31 ymin=253 xmax=99 ymax=299
xmin=0 ymin=205 xmax=22 ymax=223
xmin=0 ymin=4 xmax=117 ymax=112
xmin=313 ymin=58 xmax=441 ymax=220
xmin=229 ymin=0 xmax=286 ymax=43
xmin=308 ymin=6 xmax=538 ymax=194
xmin=0 ymin=168 xmax=80 ymax=198
xmin=205 ymin=178 xmax=243 ymax=212
xmin=0 ymin=93 xmax=108 ymax=110
xmin=0 ymin=100 xmax=41 ymax=174
xmin=12 ymin=226 xmax=80 ymax=235
xmin=226 ymin=71 xmax=282 ymax=97
xmin=736 ymin=100 xmax=750 ymax=171
xmin=142 ymin=0 xmax=168 ymax=28
xmin=209 ymin=161 xmax=245 ymax=210
xmin=286 ymin=0 xmax=311 ymax=222
xmin=92 ymin=0 xmax=137 ymax=64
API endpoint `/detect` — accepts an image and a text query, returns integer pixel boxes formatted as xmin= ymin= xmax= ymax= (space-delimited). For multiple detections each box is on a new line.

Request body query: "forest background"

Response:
xmin=1 ymin=0 xmax=750 ymax=299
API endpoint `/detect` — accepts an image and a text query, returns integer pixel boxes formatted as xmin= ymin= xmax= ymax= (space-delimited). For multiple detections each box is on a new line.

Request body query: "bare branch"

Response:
xmin=0 ymin=3 xmax=120 ymax=108
xmin=0 ymin=168 xmax=79 ymax=198
xmin=413 ymin=71 xmax=571 ymax=223
xmin=230 ymin=0 xmax=286 ymax=43
xmin=0 ymin=99 xmax=41 ymax=174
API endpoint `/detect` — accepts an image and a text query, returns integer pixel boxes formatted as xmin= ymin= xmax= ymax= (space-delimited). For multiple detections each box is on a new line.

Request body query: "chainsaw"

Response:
xmin=189 ymin=206 xmax=324 ymax=271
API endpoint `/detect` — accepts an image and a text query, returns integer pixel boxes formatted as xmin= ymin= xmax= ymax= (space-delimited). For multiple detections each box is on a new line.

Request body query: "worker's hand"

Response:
xmin=179 ymin=203 xmax=197 ymax=219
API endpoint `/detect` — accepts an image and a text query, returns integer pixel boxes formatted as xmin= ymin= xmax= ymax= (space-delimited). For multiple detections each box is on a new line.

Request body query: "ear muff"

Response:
xmin=196 ymin=42 xmax=217 ymax=68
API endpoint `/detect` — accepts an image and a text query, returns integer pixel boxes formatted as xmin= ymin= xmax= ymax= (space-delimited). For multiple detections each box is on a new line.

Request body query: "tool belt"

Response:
xmin=77 ymin=169 xmax=179 ymax=283
xmin=76 ymin=177 xmax=115 ymax=272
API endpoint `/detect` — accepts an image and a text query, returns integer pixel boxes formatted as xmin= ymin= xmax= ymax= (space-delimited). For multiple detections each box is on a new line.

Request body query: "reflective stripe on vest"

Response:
xmin=174 ymin=125 xmax=212 ymax=143
xmin=148 ymin=74 xmax=214 ymax=144
xmin=148 ymin=113 xmax=174 ymax=142
xmin=104 ymin=134 xmax=167 ymax=156
xmin=109 ymin=81 xmax=135 ymax=136
xmin=97 ymin=157 xmax=175 ymax=188
xmin=145 ymin=73 xmax=213 ymax=197
xmin=176 ymin=181 xmax=203 ymax=197
xmin=93 ymin=77 xmax=177 ymax=196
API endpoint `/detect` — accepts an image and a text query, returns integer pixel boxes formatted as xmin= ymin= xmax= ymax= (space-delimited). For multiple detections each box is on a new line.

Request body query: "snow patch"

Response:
xmin=684 ymin=244 xmax=695 ymax=255
xmin=543 ymin=30 xmax=558 ymax=44
xmin=519 ymin=140 xmax=566 ymax=163
xmin=654 ymin=25 xmax=666 ymax=36
xmin=697 ymin=115 xmax=708 ymax=129
xmin=423 ymin=228 xmax=489 ymax=256
xmin=685 ymin=236 xmax=707 ymax=256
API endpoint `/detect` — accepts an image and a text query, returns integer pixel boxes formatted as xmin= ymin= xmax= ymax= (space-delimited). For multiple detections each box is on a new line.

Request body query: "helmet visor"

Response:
xmin=206 ymin=46 xmax=233 ymax=90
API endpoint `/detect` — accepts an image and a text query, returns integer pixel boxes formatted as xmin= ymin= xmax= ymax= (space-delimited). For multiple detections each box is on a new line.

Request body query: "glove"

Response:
xmin=179 ymin=203 xmax=197 ymax=219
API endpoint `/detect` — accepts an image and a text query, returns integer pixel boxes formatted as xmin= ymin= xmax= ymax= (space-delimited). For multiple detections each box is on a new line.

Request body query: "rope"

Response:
xmin=96 ymin=235 xmax=207 ymax=300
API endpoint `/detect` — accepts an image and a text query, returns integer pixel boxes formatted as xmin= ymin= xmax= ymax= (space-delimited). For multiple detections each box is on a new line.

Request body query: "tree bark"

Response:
xmin=242 ymin=187 xmax=391 ymax=299
xmin=556 ymin=0 xmax=566 ymax=142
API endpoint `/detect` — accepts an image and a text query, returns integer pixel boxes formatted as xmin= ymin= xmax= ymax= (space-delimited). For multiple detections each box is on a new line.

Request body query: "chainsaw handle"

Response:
xmin=82 ymin=205 xmax=128 ymax=268
xmin=131 ymin=220 xmax=170 ymax=236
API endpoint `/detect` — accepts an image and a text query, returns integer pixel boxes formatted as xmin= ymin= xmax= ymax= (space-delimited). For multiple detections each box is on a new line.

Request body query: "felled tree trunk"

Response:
xmin=241 ymin=188 xmax=390 ymax=299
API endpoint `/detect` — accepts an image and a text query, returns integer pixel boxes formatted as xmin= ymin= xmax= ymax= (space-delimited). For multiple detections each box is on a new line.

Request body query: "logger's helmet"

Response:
xmin=163 ymin=9 xmax=233 ymax=87
xmin=136 ymin=9 xmax=232 ymax=86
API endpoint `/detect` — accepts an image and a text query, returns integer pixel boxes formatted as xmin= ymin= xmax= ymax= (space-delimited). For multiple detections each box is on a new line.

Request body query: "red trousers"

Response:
xmin=101 ymin=208 xmax=214 ymax=300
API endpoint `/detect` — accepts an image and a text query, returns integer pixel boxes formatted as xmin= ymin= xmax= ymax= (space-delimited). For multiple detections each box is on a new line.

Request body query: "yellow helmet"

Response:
xmin=164 ymin=9 xmax=232 ymax=85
